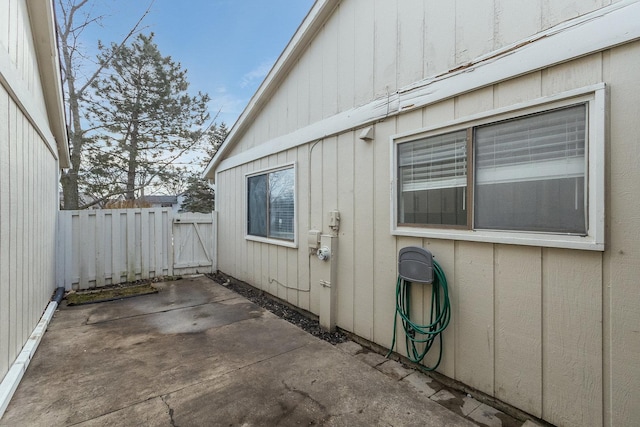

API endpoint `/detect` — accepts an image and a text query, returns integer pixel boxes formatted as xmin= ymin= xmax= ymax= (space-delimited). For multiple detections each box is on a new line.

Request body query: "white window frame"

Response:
xmin=245 ymin=162 xmax=298 ymax=248
xmin=390 ymin=83 xmax=606 ymax=251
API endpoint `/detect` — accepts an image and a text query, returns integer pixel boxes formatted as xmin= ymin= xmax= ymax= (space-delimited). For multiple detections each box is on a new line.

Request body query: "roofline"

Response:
xmin=202 ymin=0 xmax=340 ymax=181
xmin=27 ymin=0 xmax=70 ymax=168
xmin=207 ymin=0 xmax=640 ymax=183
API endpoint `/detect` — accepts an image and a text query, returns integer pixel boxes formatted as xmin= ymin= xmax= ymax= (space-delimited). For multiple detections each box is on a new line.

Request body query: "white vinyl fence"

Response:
xmin=56 ymin=208 xmax=217 ymax=290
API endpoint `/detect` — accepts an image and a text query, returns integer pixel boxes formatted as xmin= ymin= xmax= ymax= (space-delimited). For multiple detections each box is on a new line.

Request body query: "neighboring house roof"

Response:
xmin=59 ymin=192 xmax=101 ymax=208
xmin=27 ymin=0 xmax=70 ymax=168
xmin=140 ymin=195 xmax=178 ymax=205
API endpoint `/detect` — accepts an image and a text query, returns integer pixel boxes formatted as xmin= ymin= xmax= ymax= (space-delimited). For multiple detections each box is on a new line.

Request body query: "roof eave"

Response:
xmin=28 ymin=0 xmax=70 ymax=169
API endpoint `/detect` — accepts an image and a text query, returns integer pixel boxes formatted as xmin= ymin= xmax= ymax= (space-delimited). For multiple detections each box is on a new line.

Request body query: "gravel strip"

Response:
xmin=208 ymin=273 xmax=348 ymax=345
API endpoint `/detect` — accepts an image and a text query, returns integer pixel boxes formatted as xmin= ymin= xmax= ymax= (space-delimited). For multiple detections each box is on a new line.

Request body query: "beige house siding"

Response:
xmin=0 ymin=0 xmax=67 ymax=385
xmin=225 ymin=0 xmax=616 ymax=159
xmin=0 ymin=91 xmax=59 ymax=381
xmin=212 ymin=1 xmax=640 ymax=426
xmin=603 ymin=40 xmax=640 ymax=427
xmin=0 ymin=0 xmax=46 ymax=113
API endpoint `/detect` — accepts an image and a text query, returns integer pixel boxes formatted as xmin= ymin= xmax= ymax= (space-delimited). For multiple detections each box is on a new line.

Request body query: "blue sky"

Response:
xmin=77 ymin=0 xmax=315 ymax=127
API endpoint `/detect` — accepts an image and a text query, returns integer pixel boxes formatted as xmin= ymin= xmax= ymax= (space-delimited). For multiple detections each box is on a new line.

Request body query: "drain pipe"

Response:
xmin=0 ymin=288 xmax=64 ymax=419
xmin=53 ymin=287 xmax=65 ymax=304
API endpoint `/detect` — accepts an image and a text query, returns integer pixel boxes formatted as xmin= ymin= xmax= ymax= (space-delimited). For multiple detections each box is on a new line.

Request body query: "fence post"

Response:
xmin=55 ymin=210 xmax=72 ymax=290
xmin=167 ymin=209 xmax=174 ymax=277
xmin=211 ymin=211 xmax=218 ymax=272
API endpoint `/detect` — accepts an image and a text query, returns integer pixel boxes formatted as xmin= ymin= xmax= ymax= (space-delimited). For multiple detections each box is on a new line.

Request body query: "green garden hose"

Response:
xmin=386 ymin=259 xmax=451 ymax=371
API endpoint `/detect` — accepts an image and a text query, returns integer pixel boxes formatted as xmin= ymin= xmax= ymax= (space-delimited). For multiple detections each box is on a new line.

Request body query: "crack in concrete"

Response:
xmin=160 ymin=395 xmax=178 ymax=427
xmin=86 ymin=299 xmax=235 ymax=326
xmin=281 ymin=380 xmax=327 ymax=413
xmin=278 ymin=380 xmax=334 ymax=426
xmin=65 ymin=396 xmax=159 ymax=426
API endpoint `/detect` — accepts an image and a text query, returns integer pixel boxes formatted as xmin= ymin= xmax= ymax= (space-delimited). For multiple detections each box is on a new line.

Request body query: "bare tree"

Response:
xmin=56 ymin=0 xmax=153 ymax=209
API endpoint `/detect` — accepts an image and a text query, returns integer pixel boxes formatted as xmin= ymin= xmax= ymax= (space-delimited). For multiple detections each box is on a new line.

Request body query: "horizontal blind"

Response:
xmin=270 ymin=198 xmax=294 ymax=236
xmin=398 ymin=130 xmax=467 ymax=191
xmin=475 ymin=104 xmax=586 ymax=184
xmin=268 ymin=168 xmax=295 ymax=239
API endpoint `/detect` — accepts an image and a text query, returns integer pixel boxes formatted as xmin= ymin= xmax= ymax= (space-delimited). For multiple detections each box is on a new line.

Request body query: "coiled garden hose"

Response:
xmin=386 ymin=259 xmax=451 ymax=371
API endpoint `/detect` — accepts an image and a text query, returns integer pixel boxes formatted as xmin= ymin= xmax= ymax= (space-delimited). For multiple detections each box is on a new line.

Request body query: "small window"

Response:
xmin=247 ymin=165 xmax=295 ymax=242
xmin=392 ymin=84 xmax=605 ymax=250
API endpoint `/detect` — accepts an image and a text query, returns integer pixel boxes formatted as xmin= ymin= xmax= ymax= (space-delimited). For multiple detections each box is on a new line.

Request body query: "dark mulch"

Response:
xmin=66 ymin=283 xmax=158 ymax=306
xmin=207 ymin=273 xmax=348 ymax=345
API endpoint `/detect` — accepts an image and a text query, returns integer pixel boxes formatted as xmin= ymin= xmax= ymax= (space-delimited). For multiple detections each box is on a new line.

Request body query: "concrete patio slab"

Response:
xmin=160 ymin=340 xmax=471 ymax=426
xmin=0 ymin=276 xmax=486 ymax=426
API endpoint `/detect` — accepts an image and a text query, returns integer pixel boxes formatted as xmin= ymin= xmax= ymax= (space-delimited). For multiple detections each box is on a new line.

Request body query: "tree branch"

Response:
xmin=77 ymin=0 xmax=155 ymax=94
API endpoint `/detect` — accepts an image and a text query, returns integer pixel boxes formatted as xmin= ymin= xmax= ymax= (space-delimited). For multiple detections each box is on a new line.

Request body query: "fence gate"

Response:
xmin=172 ymin=212 xmax=217 ymax=276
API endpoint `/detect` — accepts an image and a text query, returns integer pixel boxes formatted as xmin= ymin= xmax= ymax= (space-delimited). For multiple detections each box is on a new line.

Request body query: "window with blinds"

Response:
xmin=268 ymin=168 xmax=295 ymax=239
xmin=475 ymin=104 xmax=586 ymax=185
xmin=397 ymin=130 xmax=468 ymax=226
xmin=396 ymin=103 xmax=588 ymax=234
xmin=474 ymin=104 xmax=586 ymax=233
xmin=247 ymin=166 xmax=295 ymax=241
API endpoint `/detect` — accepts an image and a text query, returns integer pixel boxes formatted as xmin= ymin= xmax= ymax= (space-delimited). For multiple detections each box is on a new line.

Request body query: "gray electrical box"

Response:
xmin=398 ymin=247 xmax=434 ymax=284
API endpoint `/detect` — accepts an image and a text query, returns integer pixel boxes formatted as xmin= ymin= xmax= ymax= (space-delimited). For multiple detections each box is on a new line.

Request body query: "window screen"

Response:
xmin=247 ymin=167 xmax=295 ymax=241
xmin=474 ymin=104 xmax=587 ymax=234
xmin=397 ymin=130 xmax=467 ymax=226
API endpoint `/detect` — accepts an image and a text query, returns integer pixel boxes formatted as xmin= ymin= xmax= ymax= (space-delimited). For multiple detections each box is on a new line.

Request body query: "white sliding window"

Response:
xmin=392 ymin=84 xmax=605 ymax=250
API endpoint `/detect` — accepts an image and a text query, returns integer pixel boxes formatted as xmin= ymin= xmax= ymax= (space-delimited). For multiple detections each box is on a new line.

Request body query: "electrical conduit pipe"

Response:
xmin=0 ymin=287 xmax=65 ymax=419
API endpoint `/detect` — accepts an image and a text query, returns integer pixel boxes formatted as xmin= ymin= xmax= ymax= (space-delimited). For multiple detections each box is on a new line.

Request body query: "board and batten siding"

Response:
xmin=0 ymin=0 xmax=65 ymax=387
xmin=225 ymin=0 xmax=618 ymax=160
xmin=213 ymin=1 xmax=640 ymax=426
xmin=217 ymin=48 xmax=639 ymax=426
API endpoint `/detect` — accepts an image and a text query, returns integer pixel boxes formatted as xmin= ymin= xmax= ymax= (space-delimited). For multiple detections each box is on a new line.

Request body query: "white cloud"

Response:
xmin=239 ymin=58 xmax=275 ymax=89
xmin=208 ymin=86 xmax=248 ymax=125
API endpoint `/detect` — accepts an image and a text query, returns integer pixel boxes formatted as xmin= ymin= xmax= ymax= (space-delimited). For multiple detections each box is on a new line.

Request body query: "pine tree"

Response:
xmin=180 ymin=176 xmax=215 ymax=213
xmin=179 ymin=122 xmax=229 ymax=212
xmin=200 ymin=122 xmax=228 ymax=168
xmin=88 ymin=33 xmax=210 ymax=201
